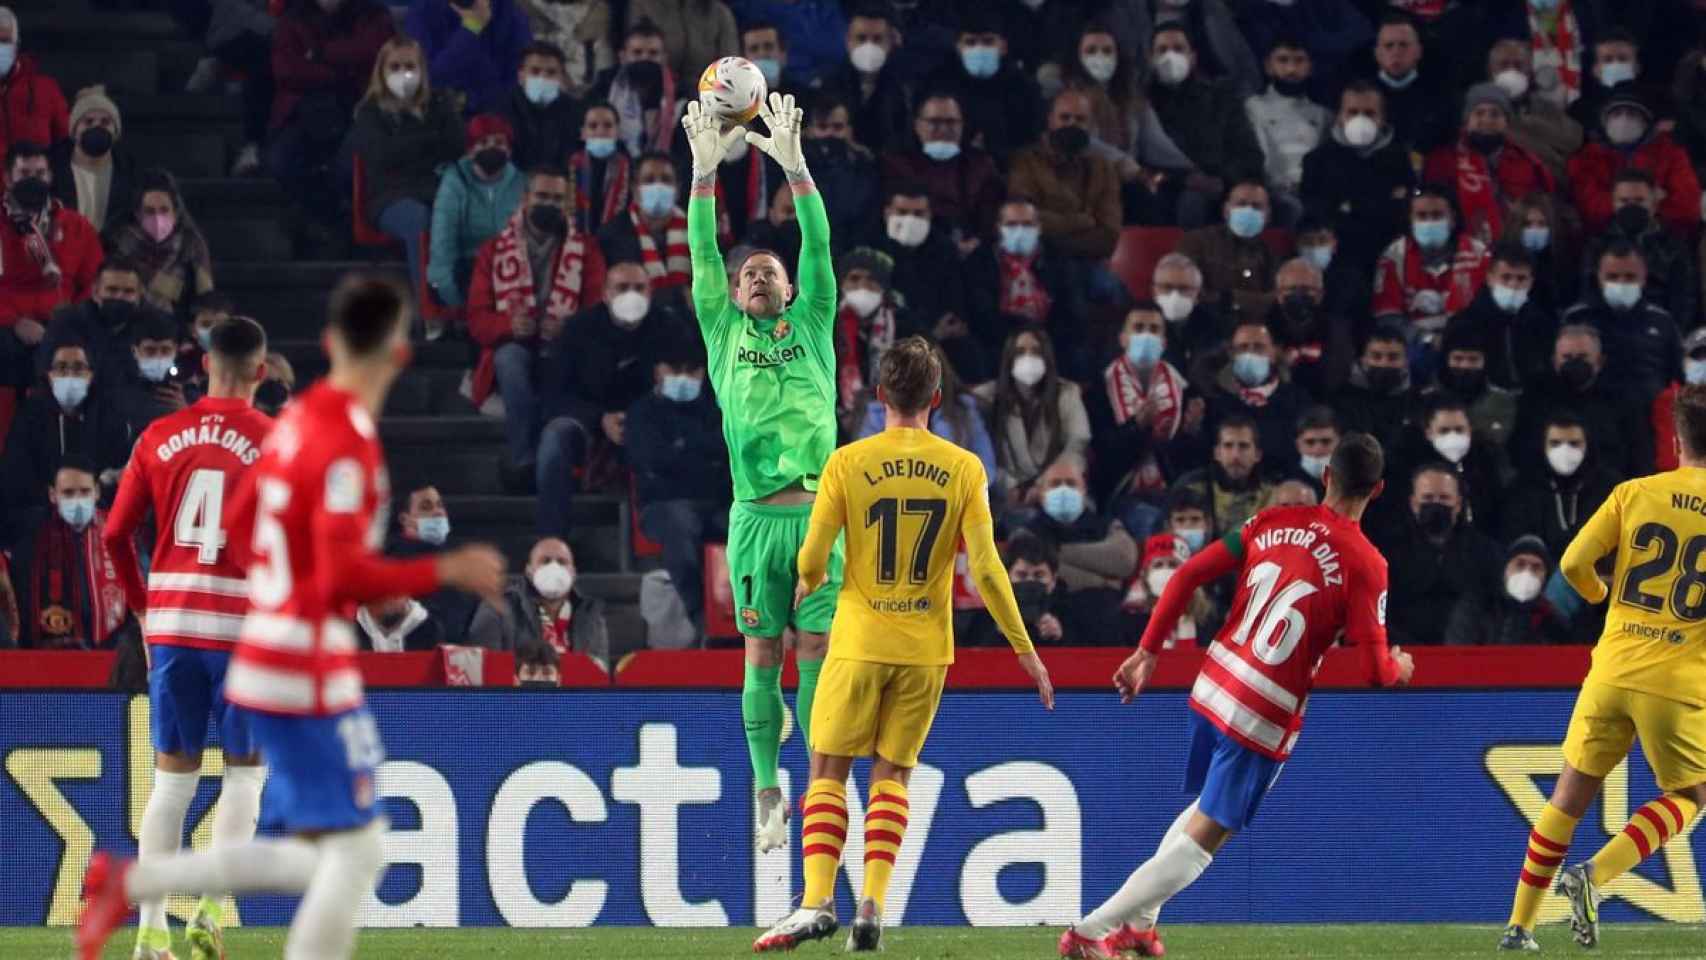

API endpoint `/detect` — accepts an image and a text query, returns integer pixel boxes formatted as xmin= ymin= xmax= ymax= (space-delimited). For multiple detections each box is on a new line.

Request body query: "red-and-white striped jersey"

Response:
xmin=1146 ymin=505 xmax=1399 ymax=761
xmin=223 ymin=384 xmax=439 ymax=716
xmin=104 ymin=397 xmax=273 ymax=650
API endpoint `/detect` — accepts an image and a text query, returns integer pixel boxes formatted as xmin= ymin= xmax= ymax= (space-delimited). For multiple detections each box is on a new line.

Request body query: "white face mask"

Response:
xmin=414 ymin=515 xmax=450 ymax=545
xmin=609 ymin=290 xmax=651 ymax=327
xmin=1605 ymin=114 xmax=1646 ymax=146
xmin=850 ymin=42 xmax=887 ymax=74
xmin=843 ymin=288 xmax=882 ymax=317
xmin=1156 ymin=290 xmax=1195 ymax=322
xmin=1082 ymin=53 xmax=1117 ymax=83
xmin=386 ymin=70 xmax=420 ymax=100
xmin=531 ymin=561 xmax=575 ymax=600
xmin=1154 ymin=51 xmax=1191 ymax=86
xmin=1686 ymin=358 xmax=1706 ymax=385
xmin=1431 ymin=430 xmax=1471 ymax=463
xmin=886 ymin=212 xmax=930 ymax=247
xmin=1145 ymin=566 xmax=1174 ymax=597
xmin=1493 ymin=69 xmax=1529 ymax=99
xmin=1490 ymin=283 xmax=1529 ymax=313
xmin=1546 ymin=441 xmax=1585 ymax=477
xmin=1505 ymin=569 xmax=1543 ymax=603
xmin=1011 ymin=354 xmax=1046 ymax=387
xmin=1300 ymin=453 xmax=1328 ymax=479
xmin=1343 ymin=115 xmax=1379 ymax=147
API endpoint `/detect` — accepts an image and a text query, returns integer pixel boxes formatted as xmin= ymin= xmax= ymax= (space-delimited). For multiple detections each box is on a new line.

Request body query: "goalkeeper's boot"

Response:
xmin=1555 ymin=864 xmax=1601 ymax=948
xmin=755 ymin=786 xmax=790 ymax=854
xmin=1498 ymin=924 xmax=1540 ymax=951
xmin=846 ymin=897 xmax=882 ymax=952
xmin=1106 ymin=923 xmax=1166 ymax=956
xmin=754 ymin=901 xmax=838 ymax=953
xmin=78 ymin=852 xmax=136 ymax=960
xmin=1057 ymin=927 xmax=1119 ymax=960
xmin=186 ymin=907 xmax=226 ymax=960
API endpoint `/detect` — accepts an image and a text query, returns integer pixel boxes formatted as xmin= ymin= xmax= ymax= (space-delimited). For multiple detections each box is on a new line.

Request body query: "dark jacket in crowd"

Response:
xmin=389 ymin=534 xmax=479 ymax=645
xmin=49 ymin=139 xmax=139 ymax=235
xmin=963 ymin=242 xmax=1083 ymax=369
xmin=1560 ymin=294 xmax=1682 ymax=404
xmin=1300 ymin=126 xmax=1413 ymax=274
xmin=881 ymin=147 xmax=1006 ymax=242
xmin=468 ymin=575 xmax=609 ymax=659
xmin=3 ymin=507 xmax=136 ymax=650
xmin=39 ymin=299 xmax=172 ymax=391
xmin=962 ymin=579 xmax=1101 ymax=647
xmin=543 ymin=305 xmax=680 ymax=427
xmin=1330 ymin=369 xmax=1415 ymax=457
xmin=1511 ymin=368 xmax=1655 ymax=481
xmin=349 ymin=91 xmax=465 ymax=225
xmin=1376 ymin=516 xmax=1504 ymax=647
xmin=1205 ymin=368 xmax=1309 ymax=477
xmin=922 ymin=60 xmax=1044 ymax=164
xmin=803 ymin=138 xmax=880 ymax=250
xmin=1444 ymin=290 xmax=1558 ymax=392
xmin=1443 ymin=590 xmax=1572 ymax=646
xmin=1582 ymin=217 xmax=1698 ymax=329
xmin=869 ymin=229 xmax=967 ymax=329
xmin=814 ymin=61 xmax=914 ymax=156
xmin=0 ymin=387 xmax=134 ymax=528
xmin=356 ymin=602 xmax=446 ymax=651
xmin=627 ymin=387 xmax=729 ymax=507
xmin=1384 ymin=425 xmax=1507 ymax=537
xmin=501 ymin=85 xmax=584 ymax=171
xmin=270 ymin=0 xmax=394 ymax=131
xmin=1501 ymin=462 xmax=1621 ymax=564
xmin=1148 ymin=74 xmax=1264 ymax=181
xmin=1368 ymin=71 xmax=1453 ymax=154
xmin=1268 ymin=299 xmax=1355 ymax=399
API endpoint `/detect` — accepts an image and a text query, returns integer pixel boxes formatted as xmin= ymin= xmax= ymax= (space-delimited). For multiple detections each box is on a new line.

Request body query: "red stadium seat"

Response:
xmin=415 ymin=229 xmax=466 ymax=333
xmin=351 ymin=155 xmax=402 ymax=250
xmin=630 ymin=475 xmax=663 ymax=559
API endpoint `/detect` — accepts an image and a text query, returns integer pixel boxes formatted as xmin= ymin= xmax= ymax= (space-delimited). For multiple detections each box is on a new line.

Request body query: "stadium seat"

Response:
xmin=351 ymin=155 xmax=403 ymax=250
xmin=416 ymin=229 xmax=466 ymax=333
xmin=629 ymin=476 xmax=664 ymax=561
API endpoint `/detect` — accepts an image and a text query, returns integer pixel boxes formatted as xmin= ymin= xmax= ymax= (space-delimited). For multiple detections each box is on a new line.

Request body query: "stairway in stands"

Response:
xmin=19 ymin=0 xmax=649 ymax=653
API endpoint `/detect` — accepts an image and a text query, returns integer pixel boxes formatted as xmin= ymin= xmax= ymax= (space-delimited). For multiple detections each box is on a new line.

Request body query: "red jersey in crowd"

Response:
xmin=103 ymin=396 xmax=274 ymax=650
xmin=1141 ymin=505 xmax=1403 ymax=761
xmin=223 ymin=384 xmax=439 ymax=716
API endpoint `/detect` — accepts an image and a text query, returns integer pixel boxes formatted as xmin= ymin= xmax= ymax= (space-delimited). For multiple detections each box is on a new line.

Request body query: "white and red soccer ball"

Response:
xmin=697 ymin=56 xmax=768 ymax=125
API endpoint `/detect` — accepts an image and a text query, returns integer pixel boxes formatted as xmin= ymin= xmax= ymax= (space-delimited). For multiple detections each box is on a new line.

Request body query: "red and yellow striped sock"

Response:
xmin=1589 ymin=793 xmax=1700 ymax=886
xmin=801 ymin=779 xmax=848 ymax=907
xmin=1508 ymin=803 xmax=1579 ymax=930
xmin=861 ymin=780 xmax=909 ymax=911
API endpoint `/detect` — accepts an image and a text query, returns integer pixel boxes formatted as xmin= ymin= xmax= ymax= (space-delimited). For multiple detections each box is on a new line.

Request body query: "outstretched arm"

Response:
xmin=683 ymin=101 xmax=747 ymax=324
xmin=745 ymin=93 xmax=833 ymax=310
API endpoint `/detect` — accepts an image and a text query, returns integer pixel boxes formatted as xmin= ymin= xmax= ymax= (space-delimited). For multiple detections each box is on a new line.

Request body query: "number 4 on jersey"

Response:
xmin=174 ymin=468 xmax=228 ymax=565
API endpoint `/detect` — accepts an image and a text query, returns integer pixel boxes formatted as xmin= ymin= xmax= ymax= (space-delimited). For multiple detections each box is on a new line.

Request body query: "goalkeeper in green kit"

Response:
xmin=683 ymin=92 xmax=843 ymax=852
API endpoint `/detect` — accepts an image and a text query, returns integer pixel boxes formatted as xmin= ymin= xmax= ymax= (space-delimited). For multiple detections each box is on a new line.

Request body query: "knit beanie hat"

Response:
xmin=1462 ymin=82 xmax=1512 ymax=121
xmin=70 ymin=85 xmax=122 ymax=138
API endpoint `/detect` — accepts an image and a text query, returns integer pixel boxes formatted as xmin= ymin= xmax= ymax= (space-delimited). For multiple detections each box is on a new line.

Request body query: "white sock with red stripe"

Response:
xmin=135 ymin=769 xmax=198 ymax=947
xmin=1076 ymin=814 xmax=1213 ymax=940
xmin=284 ymin=820 xmax=386 ymax=960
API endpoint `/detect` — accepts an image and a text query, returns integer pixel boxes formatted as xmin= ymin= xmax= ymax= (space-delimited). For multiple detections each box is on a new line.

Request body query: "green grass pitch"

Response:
xmin=5 ymin=924 xmax=1705 ymax=959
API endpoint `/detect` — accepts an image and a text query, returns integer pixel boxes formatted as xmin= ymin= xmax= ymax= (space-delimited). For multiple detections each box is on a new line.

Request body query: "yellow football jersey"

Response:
xmin=1561 ymin=467 xmax=1706 ymax=706
xmin=797 ymin=427 xmax=1032 ymax=666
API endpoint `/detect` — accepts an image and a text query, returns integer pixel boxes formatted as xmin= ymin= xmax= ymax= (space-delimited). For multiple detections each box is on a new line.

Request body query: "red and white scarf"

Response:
xmin=628 ymin=203 xmax=690 ymax=290
xmin=1103 ymin=356 xmax=1185 ymax=495
xmin=1529 ymin=0 xmax=1583 ymax=106
xmin=998 ymin=252 xmax=1052 ymax=323
xmin=836 ymin=300 xmax=898 ymax=393
xmin=1 ymin=195 xmax=64 ymax=284
xmin=489 ymin=208 xmax=589 ymax=321
xmin=539 ymin=601 xmax=573 ymax=656
xmin=29 ymin=511 xmax=127 ymax=649
xmin=1450 ymin=136 xmax=1550 ymax=244
xmin=571 ymin=150 xmax=630 ymax=233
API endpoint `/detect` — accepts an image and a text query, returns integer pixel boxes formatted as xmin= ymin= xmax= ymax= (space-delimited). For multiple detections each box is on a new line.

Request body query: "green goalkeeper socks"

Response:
xmin=743 ymin=662 xmax=784 ymax=791
xmin=795 ymin=656 xmax=823 ymax=752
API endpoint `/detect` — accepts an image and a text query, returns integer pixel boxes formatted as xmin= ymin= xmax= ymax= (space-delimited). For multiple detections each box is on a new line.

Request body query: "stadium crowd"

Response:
xmin=3 ymin=0 xmax=1706 ymax=668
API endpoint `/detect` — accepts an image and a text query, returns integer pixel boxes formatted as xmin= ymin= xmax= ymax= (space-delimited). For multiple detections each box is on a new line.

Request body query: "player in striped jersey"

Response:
xmin=79 ymin=276 xmax=506 ymax=960
xmin=103 ymin=316 xmax=273 ymax=960
xmin=1059 ymin=433 xmax=1413 ymax=959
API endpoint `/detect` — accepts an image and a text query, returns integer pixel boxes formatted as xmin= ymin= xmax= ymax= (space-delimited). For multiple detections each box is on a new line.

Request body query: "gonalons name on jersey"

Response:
xmin=736 ymin=344 xmax=807 ymax=367
xmin=152 ymin=421 xmax=262 ymax=466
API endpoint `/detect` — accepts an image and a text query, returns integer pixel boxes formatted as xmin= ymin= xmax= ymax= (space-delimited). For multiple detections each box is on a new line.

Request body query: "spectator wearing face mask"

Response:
xmin=0 ymin=142 xmax=103 ymax=340
xmin=1145 ymin=25 xmax=1264 ymax=228
xmin=1582 ymin=167 xmax=1696 ymax=326
xmin=1142 ymin=0 xmax=1265 ymax=94
xmin=1170 ymin=414 xmax=1272 ymax=538
xmin=1421 ymin=322 xmax=1517 ymax=453
xmin=388 ymin=481 xmax=479 ymax=643
xmin=1121 ymin=531 xmax=1219 ymax=650
xmin=469 ymin=166 xmax=607 ymax=482
xmin=1332 ymin=323 xmax=1416 ymax=457
xmin=49 ymin=86 xmax=134 ymax=235
xmin=855 ymin=341 xmax=996 ymax=486
xmin=1566 ymin=28 xmax=1667 ymax=137
xmin=504 ymin=42 xmax=584 ymax=171
xmin=628 ymin=341 xmax=728 ymax=630
xmin=833 ymin=247 xmax=915 ymax=417
xmin=1057 ymin=23 xmax=1178 ymax=181
xmin=1161 ymin=487 xmax=1213 ymax=555
xmin=39 ymin=259 xmax=157 ymax=391
xmin=0 ymin=7 xmax=68 ymax=166
xmin=1089 ymin=302 xmax=1206 ymax=542
xmin=1373 ymin=185 xmax=1490 ymax=359
xmin=1568 ymin=88 xmax=1702 ymax=236
xmin=0 ymin=344 xmax=132 ymax=528
xmin=567 ymin=103 xmax=628 ymax=234
xmin=596 ymin=152 xmax=690 ymax=301
xmin=1022 ymin=457 xmax=1136 ymax=617
xmin=739 ymin=182 xmax=803 ymax=286
xmin=1498 ymin=192 xmax=1575 ymax=315
xmin=119 ymin=312 xmax=190 ymax=433
xmin=2 ymin=459 xmax=133 ymax=649
xmin=1300 ymin=81 xmax=1414 ymax=277
xmin=814 ymin=6 xmax=910 ymax=155
xmin=1267 ymin=256 xmax=1353 ymax=399
xmin=728 ymin=0 xmax=847 ymax=89
xmin=1652 ymin=327 xmax=1706 ymax=472
xmin=1203 ymin=318 xmax=1306 ymax=473
xmin=626 ymin=0 xmax=737 ymax=96
xmin=740 ymin=20 xmax=793 ymax=99
xmin=1375 ymin=462 xmax=1503 ymax=647
xmin=1390 ymin=395 xmax=1503 ymax=537
xmin=880 ymin=92 xmax=1004 ymax=248
xmin=470 ymin=537 xmax=610 ymax=661
xmin=405 ymin=0 xmax=534 ymax=116
xmin=1149 ymin=251 xmax=1225 ymax=377
xmin=267 ymin=0 xmax=393 ymax=230
xmin=800 ymin=91 xmax=880 ymax=245
xmin=350 ymin=36 xmax=466 ymax=307
xmin=964 ymin=530 xmax=1087 ymax=648
xmin=1176 ymin=178 xmax=1278 ymax=322
xmin=537 ymin=262 xmax=678 ymax=537
xmin=1443 ymin=534 xmax=1570 ymax=646
xmin=356 ymin=595 xmax=445 ymax=651
xmin=257 ymin=352 xmax=295 ymax=419
xmin=1008 ymin=88 xmax=1120 ymax=265
xmin=973 ymin=328 xmax=1090 ymax=513
xmin=1511 ymin=324 xmax=1654 ymax=480
xmin=866 ymin=182 xmax=967 ymax=357
xmin=1234 ymin=0 xmax=1373 ymax=103
xmin=428 ymin=113 xmax=526 ymax=312
xmin=102 ymin=170 xmax=214 ymax=324
xmin=1423 ymin=83 xmax=1555 ymax=245
xmin=1563 ymin=242 xmax=1680 ymax=403
xmin=1291 ymin=212 xmax=1370 ymax=324
xmin=964 ymin=198 xmax=1083 ymax=381
xmin=588 ymin=21 xmax=678 ymax=160
xmin=1243 ymin=37 xmax=1330 ymax=227
xmin=1501 ymin=411 xmax=1618 ymax=564
xmin=919 ymin=9 xmax=1043 ymax=164
xmin=1484 ymin=38 xmax=1582 ymax=182
xmin=1360 ymin=13 xmax=1451 ymax=154
xmin=1287 ymin=405 xmax=1340 ymax=494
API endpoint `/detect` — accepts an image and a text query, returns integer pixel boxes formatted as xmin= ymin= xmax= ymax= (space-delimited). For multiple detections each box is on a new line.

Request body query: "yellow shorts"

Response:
xmin=1562 ymin=681 xmax=1706 ymax=791
xmin=809 ymin=657 xmax=947 ymax=768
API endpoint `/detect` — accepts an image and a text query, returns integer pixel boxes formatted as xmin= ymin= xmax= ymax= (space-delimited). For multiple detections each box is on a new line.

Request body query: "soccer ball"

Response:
xmin=697 ymin=56 xmax=767 ymax=125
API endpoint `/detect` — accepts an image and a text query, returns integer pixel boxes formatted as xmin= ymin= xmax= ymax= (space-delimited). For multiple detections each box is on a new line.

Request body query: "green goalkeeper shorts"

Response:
xmin=727 ymin=499 xmax=843 ymax=639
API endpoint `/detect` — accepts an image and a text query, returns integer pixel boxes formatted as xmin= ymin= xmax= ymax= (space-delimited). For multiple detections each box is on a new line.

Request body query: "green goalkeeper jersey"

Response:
xmin=689 ymin=189 xmax=838 ymax=502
